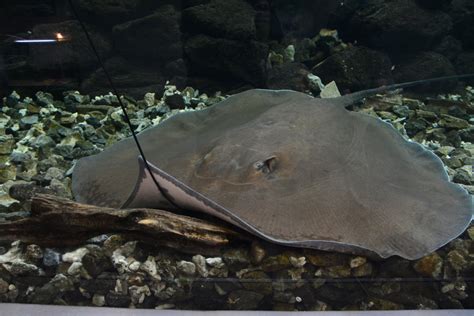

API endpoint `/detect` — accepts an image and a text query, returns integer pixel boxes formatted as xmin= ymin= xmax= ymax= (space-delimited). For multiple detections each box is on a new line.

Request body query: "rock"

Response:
xmin=185 ymin=34 xmax=268 ymax=87
xmin=450 ymin=0 xmax=474 ymax=49
xmin=346 ymin=0 xmax=452 ymax=53
xmin=266 ymin=63 xmax=310 ymax=92
xmin=439 ymin=114 xmax=470 ymax=129
xmin=28 ymin=20 xmax=111 ymax=72
xmin=455 ymin=52 xmax=474 ymax=82
xmin=312 ymin=46 xmax=393 ymax=92
xmin=352 ymin=262 xmax=373 ymax=277
xmin=305 ymin=251 xmax=348 ymax=267
xmin=446 ymin=249 xmax=468 ymax=272
xmin=261 ymin=254 xmax=291 ymax=272
xmin=205 ymin=257 xmax=225 ymax=268
xmin=0 ymin=278 xmax=8 ymax=295
xmin=240 ymin=271 xmax=272 ymax=295
xmin=62 ymin=247 xmax=89 ymax=263
xmin=416 ymin=0 xmax=452 ymax=10
xmin=0 ymin=135 xmax=14 ymax=154
xmin=0 ymin=163 xmax=16 ymax=183
xmin=165 ymin=94 xmax=186 ymax=110
xmin=29 ymin=274 xmax=74 ymax=304
xmin=223 ymin=248 xmax=250 ymax=271
xmin=434 ymin=36 xmax=463 ymax=61
xmin=92 ymin=293 xmax=106 ymax=307
xmin=43 ymin=248 xmax=61 ymax=267
xmin=82 ymin=246 xmax=112 ymax=277
xmin=453 ymin=168 xmax=473 ymax=185
xmin=113 ymin=5 xmax=182 ymax=63
xmin=81 ymin=57 xmax=165 ymax=98
xmin=183 ymin=0 xmax=257 ymax=40
xmin=129 ymin=285 xmax=151 ymax=305
xmin=19 ymin=115 xmax=39 ymax=129
xmin=106 ymin=292 xmax=131 ymax=307
xmin=177 ymin=260 xmax=196 ymax=276
xmin=227 ymin=290 xmax=264 ymax=310
xmin=71 ymin=0 xmax=147 ymax=27
xmin=5 ymin=91 xmax=20 ymax=107
xmin=393 ymin=52 xmax=457 ymax=92
xmin=250 ymin=241 xmax=266 ymax=264
xmin=413 ymin=253 xmax=443 ymax=278
xmin=320 ymin=81 xmax=341 ymax=98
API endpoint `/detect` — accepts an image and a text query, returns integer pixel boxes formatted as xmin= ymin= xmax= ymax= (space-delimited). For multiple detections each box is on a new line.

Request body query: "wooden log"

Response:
xmin=0 ymin=194 xmax=245 ymax=252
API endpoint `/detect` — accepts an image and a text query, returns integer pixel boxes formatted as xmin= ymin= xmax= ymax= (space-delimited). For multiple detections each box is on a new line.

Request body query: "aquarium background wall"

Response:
xmin=0 ymin=0 xmax=473 ymax=312
xmin=1 ymin=0 xmax=473 ymax=97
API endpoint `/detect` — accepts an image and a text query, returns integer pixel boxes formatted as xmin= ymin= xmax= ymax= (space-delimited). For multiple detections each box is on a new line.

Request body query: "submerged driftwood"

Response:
xmin=0 ymin=194 xmax=244 ymax=252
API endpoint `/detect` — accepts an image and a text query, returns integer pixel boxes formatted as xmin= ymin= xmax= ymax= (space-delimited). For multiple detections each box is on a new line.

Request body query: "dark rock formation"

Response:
xmin=183 ymin=0 xmax=257 ymax=40
xmin=113 ymin=5 xmax=183 ymax=64
xmin=342 ymin=0 xmax=452 ymax=55
xmin=449 ymin=0 xmax=474 ymax=49
xmin=266 ymin=62 xmax=310 ymax=92
xmin=185 ymin=35 xmax=268 ymax=87
xmin=393 ymin=52 xmax=457 ymax=91
xmin=312 ymin=46 xmax=393 ymax=92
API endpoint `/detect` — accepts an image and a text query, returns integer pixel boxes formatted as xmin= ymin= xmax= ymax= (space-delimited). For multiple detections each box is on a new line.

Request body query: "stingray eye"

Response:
xmin=254 ymin=156 xmax=277 ymax=174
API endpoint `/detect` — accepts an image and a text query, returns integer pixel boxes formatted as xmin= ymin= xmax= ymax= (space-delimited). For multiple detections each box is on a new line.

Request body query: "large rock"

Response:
xmin=266 ymin=62 xmax=310 ymax=92
xmin=81 ymin=57 xmax=165 ymax=98
xmin=113 ymin=5 xmax=183 ymax=63
xmin=185 ymin=34 xmax=268 ymax=86
xmin=272 ymin=0 xmax=340 ymax=39
xmin=450 ymin=0 xmax=474 ymax=49
xmin=346 ymin=0 xmax=452 ymax=54
xmin=183 ymin=0 xmax=257 ymax=40
xmin=415 ymin=0 xmax=452 ymax=10
xmin=454 ymin=52 xmax=474 ymax=84
xmin=393 ymin=51 xmax=457 ymax=91
xmin=311 ymin=46 xmax=393 ymax=93
xmin=28 ymin=20 xmax=112 ymax=72
xmin=70 ymin=0 xmax=148 ymax=28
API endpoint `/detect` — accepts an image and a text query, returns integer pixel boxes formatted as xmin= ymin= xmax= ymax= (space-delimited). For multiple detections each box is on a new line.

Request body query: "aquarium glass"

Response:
xmin=0 ymin=0 xmax=473 ymax=312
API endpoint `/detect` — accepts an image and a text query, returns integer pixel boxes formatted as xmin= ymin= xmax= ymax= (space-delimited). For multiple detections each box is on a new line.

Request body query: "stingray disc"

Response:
xmin=72 ymin=89 xmax=473 ymax=259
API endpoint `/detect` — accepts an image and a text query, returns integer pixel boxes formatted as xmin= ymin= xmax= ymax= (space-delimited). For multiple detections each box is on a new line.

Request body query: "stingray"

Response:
xmin=71 ymin=81 xmax=473 ymax=260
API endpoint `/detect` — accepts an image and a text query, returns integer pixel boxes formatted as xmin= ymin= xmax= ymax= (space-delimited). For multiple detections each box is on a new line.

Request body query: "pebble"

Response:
xmin=92 ymin=294 xmax=106 ymax=307
xmin=177 ymin=260 xmax=196 ymax=276
xmin=62 ymin=247 xmax=89 ymax=263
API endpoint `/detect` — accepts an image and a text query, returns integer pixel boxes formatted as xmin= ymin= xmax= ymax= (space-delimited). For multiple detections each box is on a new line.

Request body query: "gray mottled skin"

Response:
xmin=72 ymin=88 xmax=473 ymax=260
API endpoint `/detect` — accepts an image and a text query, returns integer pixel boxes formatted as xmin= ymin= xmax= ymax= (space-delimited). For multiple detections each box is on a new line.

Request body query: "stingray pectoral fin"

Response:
xmin=123 ymin=156 xmax=176 ymax=209
xmin=137 ymin=156 xmax=246 ymax=227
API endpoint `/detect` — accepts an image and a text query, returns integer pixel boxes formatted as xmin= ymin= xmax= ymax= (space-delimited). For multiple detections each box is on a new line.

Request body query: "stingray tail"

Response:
xmin=339 ymin=73 xmax=474 ymax=107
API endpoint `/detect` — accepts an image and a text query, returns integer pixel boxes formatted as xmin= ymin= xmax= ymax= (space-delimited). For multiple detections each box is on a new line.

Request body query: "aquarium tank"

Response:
xmin=0 ymin=0 xmax=473 ymax=313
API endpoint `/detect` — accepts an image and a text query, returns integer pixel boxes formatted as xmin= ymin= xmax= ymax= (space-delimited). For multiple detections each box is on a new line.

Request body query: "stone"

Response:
xmin=0 ymin=163 xmax=16 ymax=183
xmin=261 ymin=254 xmax=291 ymax=272
xmin=192 ymin=254 xmax=209 ymax=277
xmin=165 ymin=94 xmax=186 ymax=110
xmin=223 ymin=248 xmax=250 ymax=271
xmin=312 ymin=46 xmax=393 ymax=93
xmin=227 ymin=290 xmax=264 ymax=310
xmin=113 ymin=5 xmax=182 ymax=63
xmin=345 ymin=0 xmax=452 ymax=53
xmin=0 ymin=135 xmax=14 ymax=155
xmin=43 ymin=248 xmax=61 ymax=267
xmin=439 ymin=114 xmax=470 ymax=129
xmin=185 ymin=34 xmax=268 ymax=87
xmin=19 ymin=115 xmax=39 ymax=129
xmin=106 ymin=292 xmax=131 ymax=307
xmin=177 ymin=260 xmax=196 ymax=276
xmin=0 ymin=278 xmax=8 ymax=295
xmin=183 ymin=0 xmax=257 ymax=40
xmin=250 ymin=242 xmax=266 ymax=264
xmin=393 ymin=52 xmax=457 ymax=92
xmin=92 ymin=293 xmax=106 ymax=307
xmin=240 ymin=271 xmax=273 ymax=295
xmin=450 ymin=0 xmax=474 ymax=49
xmin=413 ymin=253 xmax=443 ymax=278
xmin=62 ymin=247 xmax=89 ymax=263
xmin=453 ymin=168 xmax=473 ymax=185
xmin=267 ymin=63 xmax=310 ymax=92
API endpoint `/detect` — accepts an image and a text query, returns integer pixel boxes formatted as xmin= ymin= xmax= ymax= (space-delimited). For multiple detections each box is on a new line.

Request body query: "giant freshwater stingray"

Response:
xmin=72 ymin=84 xmax=473 ymax=260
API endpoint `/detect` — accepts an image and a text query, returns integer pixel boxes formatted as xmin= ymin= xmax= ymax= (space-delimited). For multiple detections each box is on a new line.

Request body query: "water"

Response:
xmin=0 ymin=0 xmax=473 ymax=311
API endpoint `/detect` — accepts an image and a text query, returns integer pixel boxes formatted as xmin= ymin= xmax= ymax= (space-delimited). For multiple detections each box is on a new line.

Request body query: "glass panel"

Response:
xmin=0 ymin=0 xmax=472 ymax=311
